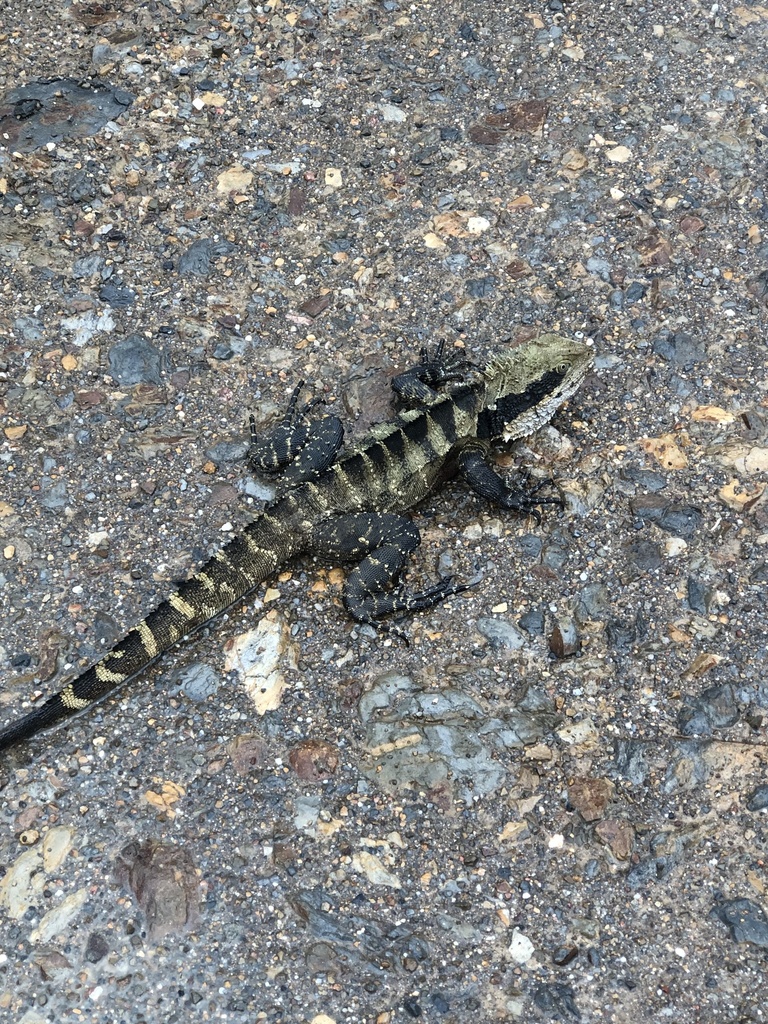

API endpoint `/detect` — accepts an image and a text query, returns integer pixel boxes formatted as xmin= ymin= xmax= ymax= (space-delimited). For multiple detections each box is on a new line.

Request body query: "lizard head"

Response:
xmin=482 ymin=334 xmax=593 ymax=442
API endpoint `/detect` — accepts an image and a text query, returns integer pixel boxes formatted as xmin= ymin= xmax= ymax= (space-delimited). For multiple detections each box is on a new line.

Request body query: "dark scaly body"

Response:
xmin=0 ymin=334 xmax=592 ymax=752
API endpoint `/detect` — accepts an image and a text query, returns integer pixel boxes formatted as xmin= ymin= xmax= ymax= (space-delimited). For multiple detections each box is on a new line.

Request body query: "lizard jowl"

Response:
xmin=0 ymin=335 xmax=592 ymax=752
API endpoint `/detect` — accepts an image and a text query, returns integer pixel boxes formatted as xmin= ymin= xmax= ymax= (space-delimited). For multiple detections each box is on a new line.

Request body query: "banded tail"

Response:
xmin=0 ymin=505 xmax=302 ymax=752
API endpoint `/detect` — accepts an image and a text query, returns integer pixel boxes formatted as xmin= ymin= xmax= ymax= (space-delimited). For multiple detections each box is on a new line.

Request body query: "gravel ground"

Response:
xmin=1 ymin=1 xmax=767 ymax=1022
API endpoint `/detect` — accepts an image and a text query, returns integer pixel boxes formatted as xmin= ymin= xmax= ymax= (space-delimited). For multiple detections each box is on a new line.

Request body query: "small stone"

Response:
xmin=746 ymin=784 xmax=768 ymax=811
xmin=99 ymin=282 xmax=136 ymax=309
xmin=351 ymin=850 xmax=401 ymax=889
xmin=288 ymin=739 xmax=340 ymax=782
xmin=466 ymin=215 xmax=491 ymax=233
xmin=518 ymin=607 xmax=545 ymax=635
xmin=115 ymin=840 xmax=199 ymax=940
xmin=227 ymin=733 xmax=269 ymax=775
xmin=30 ymin=889 xmax=89 ymax=944
xmin=625 ymin=281 xmax=648 ymax=302
xmin=606 ymin=145 xmax=632 ymax=163
xmin=568 ymin=777 xmax=614 ymax=821
xmin=594 ymin=818 xmax=634 ymax=860
xmin=553 ymin=945 xmax=579 ymax=966
xmin=212 ymin=341 xmax=234 ymax=360
xmin=550 ymin=616 xmax=580 ymax=657
xmin=466 ymin=275 xmax=497 ymax=298
xmin=40 ymin=479 xmax=68 ymax=510
xmin=216 ymin=164 xmax=252 ymax=193
xmin=624 ymin=538 xmax=663 ymax=571
xmin=574 ymin=582 xmax=611 ymax=622
xmin=652 ymin=330 xmax=706 ymax=365
xmin=557 ymin=717 xmax=599 ymax=750
xmin=712 ymin=899 xmax=768 ymax=948
xmin=532 ymin=983 xmax=580 ymax=1020
xmin=108 ymin=335 xmax=164 ymax=385
xmin=177 ymin=238 xmax=237 ymax=277
xmin=379 ymin=102 xmax=407 ymax=123
xmin=299 ymin=293 xmax=332 ymax=318
xmin=509 ymin=928 xmax=535 ymax=964
xmin=85 ymin=931 xmax=110 ymax=963
xmin=476 ymin=616 xmax=525 ymax=650
xmin=174 ymin=662 xmax=221 ymax=702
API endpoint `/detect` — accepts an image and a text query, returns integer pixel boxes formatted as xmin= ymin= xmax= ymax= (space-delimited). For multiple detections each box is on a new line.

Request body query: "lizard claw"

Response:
xmin=499 ymin=475 xmax=565 ymax=521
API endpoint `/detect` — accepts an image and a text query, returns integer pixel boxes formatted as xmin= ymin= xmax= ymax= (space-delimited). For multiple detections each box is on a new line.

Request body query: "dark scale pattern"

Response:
xmin=0 ymin=336 xmax=592 ymax=751
xmin=477 ymin=367 xmax=568 ymax=440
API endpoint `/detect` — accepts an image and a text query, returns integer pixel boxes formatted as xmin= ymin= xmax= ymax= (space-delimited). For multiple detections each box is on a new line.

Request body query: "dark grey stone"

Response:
xmin=746 ymin=784 xmax=768 ymax=812
xmin=518 ymin=607 xmax=545 ymax=635
xmin=678 ymin=683 xmax=739 ymax=736
xmin=466 ymin=275 xmax=498 ymax=298
xmin=108 ymin=335 xmax=164 ymax=385
xmin=476 ymin=616 xmax=525 ymax=650
xmin=40 ymin=478 xmax=68 ymax=509
xmin=99 ymin=282 xmax=136 ymax=309
xmin=177 ymin=238 xmax=238 ymax=277
xmin=712 ymin=899 xmax=768 ymax=948
xmin=72 ymin=254 xmax=103 ymax=279
xmin=0 ymin=78 xmax=133 ymax=153
xmin=575 ymin=582 xmax=612 ymax=622
xmin=652 ymin=330 xmax=706 ymax=365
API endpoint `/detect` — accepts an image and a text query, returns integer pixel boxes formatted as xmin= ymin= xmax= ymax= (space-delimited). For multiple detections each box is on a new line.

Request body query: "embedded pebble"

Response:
xmin=476 ymin=616 xmax=526 ymax=650
xmin=108 ymin=336 xmax=164 ymax=385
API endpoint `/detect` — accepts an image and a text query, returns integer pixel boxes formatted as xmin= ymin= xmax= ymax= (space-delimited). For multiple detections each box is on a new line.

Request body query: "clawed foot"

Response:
xmin=359 ymin=575 xmax=477 ymax=645
xmin=499 ymin=475 xmax=564 ymax=524
xmin=249 ymin=381 xmax=336 ymax=476
xmin=249 ymin=382 xmax=326 ymax=448
xmin=392 ymin=340 xmax=470 ymax=404
xmin=416 ymin=338 xmax=468 ymax=387
xmin=402 ymin=575 xmax=476 ymax=612
xmin=374 ymin=618 xmax=411 ymax=646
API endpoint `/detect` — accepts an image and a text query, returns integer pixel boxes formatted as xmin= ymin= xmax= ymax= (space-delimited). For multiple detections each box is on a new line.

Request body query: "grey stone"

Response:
xmin=108 ymin=335 xmax=164 ymax=385
xmin=476 ymin=616 xmax=526 ymax=650
xmin=712 ymin=899 xmax=768 ymax=948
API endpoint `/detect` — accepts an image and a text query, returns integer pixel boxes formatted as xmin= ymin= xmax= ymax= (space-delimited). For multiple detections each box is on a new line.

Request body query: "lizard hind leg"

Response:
xmin=311 ymin=513 xmax=470 ymax=625
xmin=249 ymin=381 xmax=343 ymax=482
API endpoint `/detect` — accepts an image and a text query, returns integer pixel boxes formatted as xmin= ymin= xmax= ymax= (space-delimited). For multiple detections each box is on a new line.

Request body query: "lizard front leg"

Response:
xmin=458 ymin=442 xmax=563 ymax=524
xmin=391 ymin=339 xmax=470 ymax=406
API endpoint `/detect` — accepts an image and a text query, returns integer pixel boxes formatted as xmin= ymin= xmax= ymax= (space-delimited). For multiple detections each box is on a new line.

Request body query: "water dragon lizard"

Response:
xmin=0 ymin=334 xmax=592 ymax=752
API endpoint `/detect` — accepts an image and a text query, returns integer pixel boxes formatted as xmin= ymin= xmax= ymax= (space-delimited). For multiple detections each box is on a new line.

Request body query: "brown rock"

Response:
xmin=469 ymin=100 xmax=548 ymax=145
xmin=115 ymin=840 xmax=200 ymax=940
xmin=288 ymin=739 xmax=340 ymax=781
xmin=568 ymin=777 xmax=614 ymax=821
xmin=287 ymin=186 xmax=307 ymax=216
xmin=228 ymin=733 xmax=269 ymax=775
xmin=595 ymin=818 xmax=635 ymax=861
xmin=550 ymin=616 xmax=580 ymax=658
xmin=75 ymin=390 xmax=105 ymax=408
xmin=299 ymin=292 xmax=332 ymax=318
xmin=505 ymin=259 xmax=532 ymax=281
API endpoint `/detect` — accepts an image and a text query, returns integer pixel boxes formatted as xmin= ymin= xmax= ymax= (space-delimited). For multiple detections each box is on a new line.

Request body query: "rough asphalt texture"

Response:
xmin=1 ymin=2 xmax=767 ymax=1022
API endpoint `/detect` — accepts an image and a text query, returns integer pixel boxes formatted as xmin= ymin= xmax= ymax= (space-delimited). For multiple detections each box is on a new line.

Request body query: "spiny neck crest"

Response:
xmin=483 ymin=334 xmax=592 ymax=404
